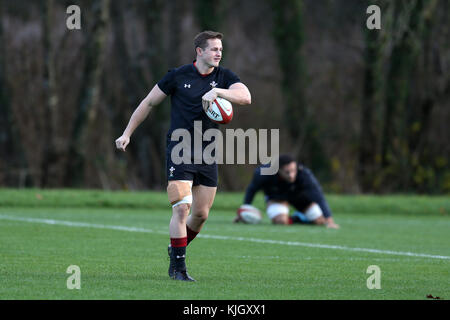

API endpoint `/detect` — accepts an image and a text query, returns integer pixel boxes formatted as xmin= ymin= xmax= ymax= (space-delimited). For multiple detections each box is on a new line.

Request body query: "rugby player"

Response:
xmin=235 ymin=154 xmax=339 ymax=229
xmin=115 ymin=31 xmax=251 ymax=281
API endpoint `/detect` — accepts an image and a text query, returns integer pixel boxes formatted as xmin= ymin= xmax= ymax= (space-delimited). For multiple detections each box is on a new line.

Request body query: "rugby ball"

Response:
xmin=205 ymin=97 xmax=233 ymax=124
xmin=237 ymin=205 xmax=262 ymax=224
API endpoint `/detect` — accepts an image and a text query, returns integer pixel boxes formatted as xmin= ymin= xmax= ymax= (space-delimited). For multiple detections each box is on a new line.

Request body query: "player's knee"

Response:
xmin=305 ymin=203 xmax=324 ymax=224
xmin=267 ymin=202 xmax=289 ymax=223
xmin=172 ymin=203 xmax=190 ymax=220
xmin=272 ymin=214 xmax=289 ymax=225
xmin=193 ymin=208 xmax=209 ymax=223
xmin=312 ymin=216 xmax=326 ymax=225
xmin=167 ymin=180 xmax=192 ymax=207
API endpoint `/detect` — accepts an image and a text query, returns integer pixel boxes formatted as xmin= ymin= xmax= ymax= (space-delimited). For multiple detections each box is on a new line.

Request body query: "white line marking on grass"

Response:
xmin=197 ymin=234 xmax=450 ymax=260
xmin=1 ymin=214 xmax=449 ymax=260
xmin=0 ymin=215 xmax=154 ymax=234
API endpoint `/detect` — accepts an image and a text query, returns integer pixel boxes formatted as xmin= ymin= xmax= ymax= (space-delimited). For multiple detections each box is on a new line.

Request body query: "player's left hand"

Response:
xmin=233 ymin=207 xmax=244 ymax=223
xmin=327 ymin=223 xmax=339 ymax=229
xmin=326 ymin=220 xmax=340 ymax=229
xmin=202 ymin=88 xmax=218 ymax=112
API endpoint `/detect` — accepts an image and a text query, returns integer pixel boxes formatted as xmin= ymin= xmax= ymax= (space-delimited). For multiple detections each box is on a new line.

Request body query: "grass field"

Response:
xmin=0 ymin=189 xmax=449 ymax=300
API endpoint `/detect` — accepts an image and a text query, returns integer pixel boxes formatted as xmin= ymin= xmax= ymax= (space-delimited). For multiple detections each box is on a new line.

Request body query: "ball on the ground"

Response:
xmin=237 ymin=204 xmax=262 ymax=224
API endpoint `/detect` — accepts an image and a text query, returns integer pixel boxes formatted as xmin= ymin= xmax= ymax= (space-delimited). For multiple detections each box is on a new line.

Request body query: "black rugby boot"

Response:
xmin=169 ymin=245 xmax=196 ymax=281
xmin=173 ymin=269 xmax=196 ymax=282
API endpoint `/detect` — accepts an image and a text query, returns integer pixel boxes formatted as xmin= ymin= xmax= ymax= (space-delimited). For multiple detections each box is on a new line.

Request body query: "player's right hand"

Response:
xmin=115 ymin=135 xmax=130 ymax=152
xmin=233 ymin=207 xmax=243 ymax=223
xmin=202 ymin=99 xmax=211 ymax=113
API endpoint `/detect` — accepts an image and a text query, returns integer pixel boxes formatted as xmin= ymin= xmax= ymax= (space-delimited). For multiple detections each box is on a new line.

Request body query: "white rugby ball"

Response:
xmin=205 ymin=97 xmax=233 ymax=124
xmin=237 ymin=205 xmax=262 ymax=224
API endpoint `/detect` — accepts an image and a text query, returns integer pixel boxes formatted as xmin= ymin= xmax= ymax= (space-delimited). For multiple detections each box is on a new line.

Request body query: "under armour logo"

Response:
xmin=176 ymin=255 xmax=185 ymax=259
xmin=210 ymin=81 xmax=217 ymax=88
xmin=169 ymin=166 xmax=175 ymax=177
xmin=184 ymin=84 xmax=191 ymax=88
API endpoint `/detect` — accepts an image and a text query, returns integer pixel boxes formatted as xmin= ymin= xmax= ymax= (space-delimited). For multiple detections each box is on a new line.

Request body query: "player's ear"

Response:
xmin=196 ymin=46 xmax=203 ymax=56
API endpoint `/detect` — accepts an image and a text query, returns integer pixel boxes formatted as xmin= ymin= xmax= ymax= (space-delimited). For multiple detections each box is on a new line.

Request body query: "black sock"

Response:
xmin=171 ymin=246 xmax=187 ymax=272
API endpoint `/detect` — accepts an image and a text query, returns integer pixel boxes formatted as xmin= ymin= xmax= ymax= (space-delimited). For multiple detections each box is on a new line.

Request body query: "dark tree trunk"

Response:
xmin=82 ymin=0 xmax=111 ymax=188
xmin=359 ymin=24 xmax=383 ymax=192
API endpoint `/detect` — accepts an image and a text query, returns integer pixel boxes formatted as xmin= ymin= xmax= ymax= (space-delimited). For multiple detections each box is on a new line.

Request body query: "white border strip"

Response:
xmin=1 ymin=214 xmax=449 ymax=260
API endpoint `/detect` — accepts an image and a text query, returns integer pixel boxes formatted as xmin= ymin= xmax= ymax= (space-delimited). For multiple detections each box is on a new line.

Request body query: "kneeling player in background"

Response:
xmin=235 ymin=154 xmax=339 ymax=229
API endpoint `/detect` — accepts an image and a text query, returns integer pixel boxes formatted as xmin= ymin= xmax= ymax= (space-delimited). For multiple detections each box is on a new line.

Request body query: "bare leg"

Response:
xmin=267 ymin=200 xmax=290 ymax=225
xmin=187 ymin=185 xmax=217 ymax=232
xmin=271 ymin=213 xmax=290 ymax=225
xmin=169 ymin=203 xmax=190 ymax=237
xmin=304 ymin=202 xmax=327 ymax=226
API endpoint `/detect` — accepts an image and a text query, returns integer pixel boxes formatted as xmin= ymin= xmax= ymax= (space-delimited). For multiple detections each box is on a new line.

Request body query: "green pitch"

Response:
xmin=0 ymin=189 xmax=449 ymax=299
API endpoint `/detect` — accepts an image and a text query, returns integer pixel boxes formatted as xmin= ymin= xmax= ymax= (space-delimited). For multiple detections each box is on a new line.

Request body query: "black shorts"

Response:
xmin=166 ymin=153 xmax=218 ymax=187
xmin=288 ymin=191 xmax=322 ymax=212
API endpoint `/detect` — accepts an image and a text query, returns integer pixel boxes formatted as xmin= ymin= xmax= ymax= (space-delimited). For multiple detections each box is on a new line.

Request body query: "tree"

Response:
xmin=80 ymin=0 xmax=112 ymax=188
xmin=359 ymin=0 xmax=448 ymax=193
xmin=0 ymin=0 xmax=17 ymax=185
xmin=359 ymin=0 xmax=385 ymax=192
xmin=271 ymin=0 xmax=306 ymax=159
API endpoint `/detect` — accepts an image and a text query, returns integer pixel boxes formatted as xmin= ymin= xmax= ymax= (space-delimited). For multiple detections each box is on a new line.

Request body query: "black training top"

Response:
xmin=157 ymin=61 xmax=240 ymax=153
xmin=243 ymin=164 xmax=333 ymax=218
